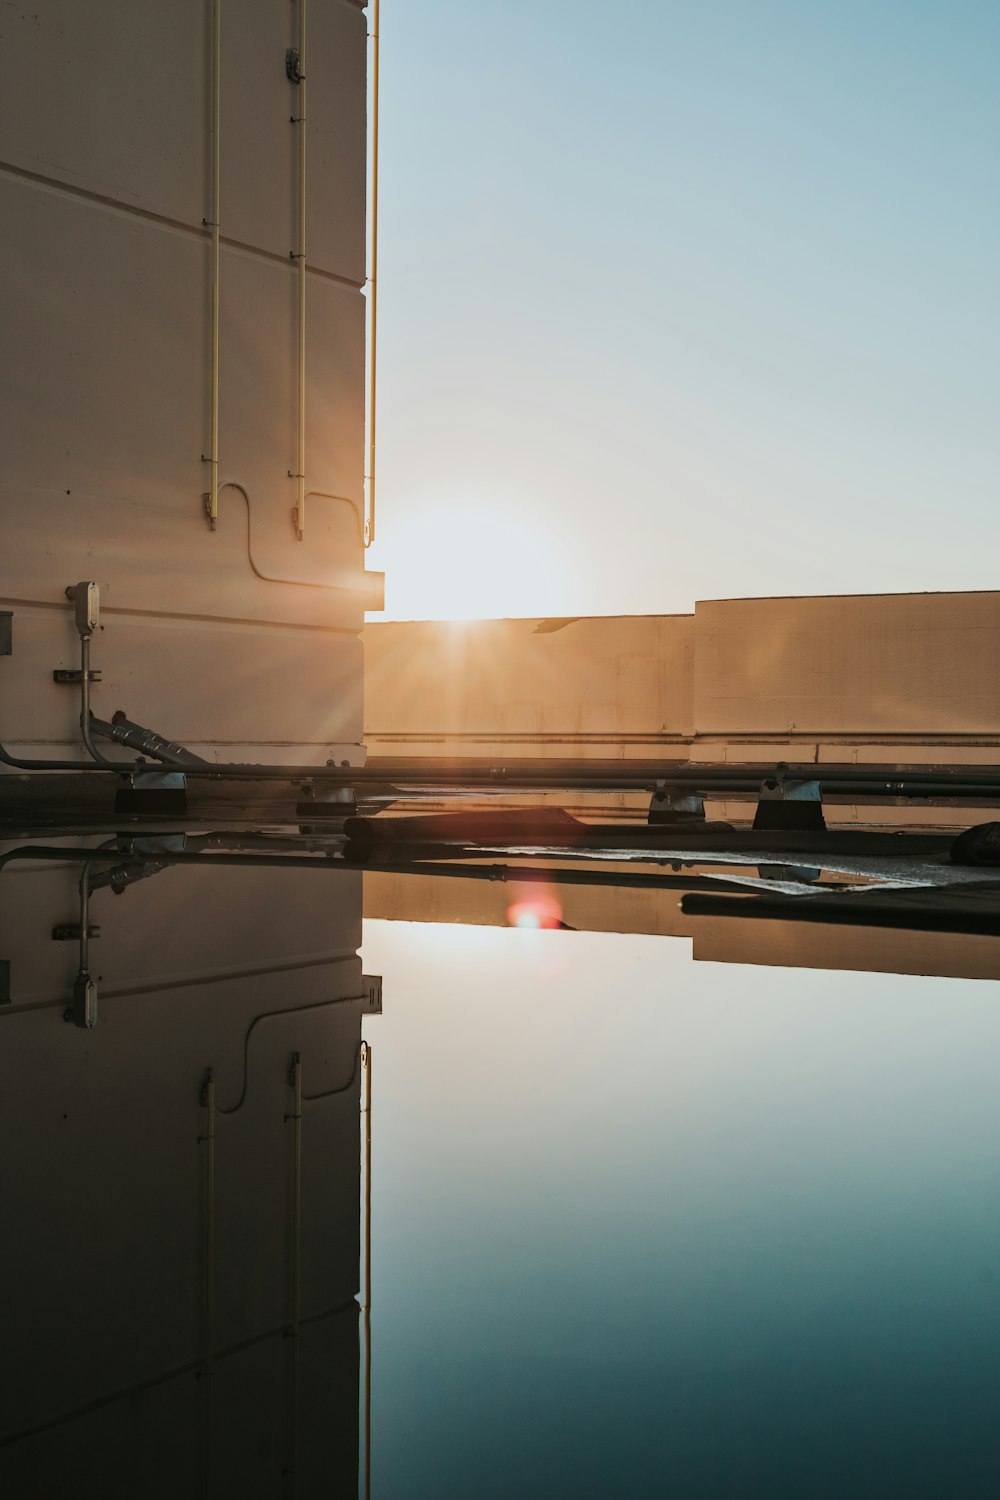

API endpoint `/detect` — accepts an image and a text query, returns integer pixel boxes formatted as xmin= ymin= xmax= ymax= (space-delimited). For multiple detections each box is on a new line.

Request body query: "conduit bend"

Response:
xmin=216 ymin=481 xmax=364 ymax=584
xmin=0 ymin=632 xmax=138 ymax=773
xmin=218 ymin=1002 xmax=366 ymax=1117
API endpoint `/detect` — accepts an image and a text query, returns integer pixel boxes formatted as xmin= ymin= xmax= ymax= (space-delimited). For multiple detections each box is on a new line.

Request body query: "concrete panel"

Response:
xmin=0 ymin=0 xmax=367 ymax=281
xmin=218 ymin=248 xmax=366 ymax=578
xmin=0 ymin=606 xmax=362 ymax=759
xmin=1 ymin=483 xmax=366 ymax=626
xmin=694 ymin=592 xmax=1000 ymax=737
xmin=364 ymin=615 xmax=695 ymax=754
xmin=219 ymin=0 xmax=297 ymax=262
xmin=308 ymin=0 xmax=369 ymax=283
xmin=0 ymin=1 xmax=209 ymax=225
xmin=221 ymin=0 xmax=366 ymax=281
xmin=0 ymin=175 xmax=207 ymax=505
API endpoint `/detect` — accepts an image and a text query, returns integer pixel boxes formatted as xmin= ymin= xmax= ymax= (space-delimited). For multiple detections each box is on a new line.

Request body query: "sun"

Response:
xmin=366 ymin=495 xmax=571 ymax=620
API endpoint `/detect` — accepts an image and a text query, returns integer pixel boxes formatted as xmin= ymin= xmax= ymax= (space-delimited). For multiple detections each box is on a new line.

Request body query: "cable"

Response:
xmin=218 ymin=1002 xmax=366 ymax=1116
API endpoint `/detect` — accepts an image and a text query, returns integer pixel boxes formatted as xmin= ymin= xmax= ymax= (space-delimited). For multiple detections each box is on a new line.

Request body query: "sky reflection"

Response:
xmin=362 ymin=920 xmax=1000 ymax=1498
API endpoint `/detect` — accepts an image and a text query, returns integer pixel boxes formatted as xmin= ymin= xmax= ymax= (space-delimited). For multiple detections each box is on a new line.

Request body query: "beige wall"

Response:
xmin=365 ymin=591 xmax=1000 ymax=768
xmin=1 ymin=1 xmax=373 ymax=764
xmin=694 ymin=591 xmax=1000 ymax=739
xmin=365 ymin=615 xmax=694 ymax=758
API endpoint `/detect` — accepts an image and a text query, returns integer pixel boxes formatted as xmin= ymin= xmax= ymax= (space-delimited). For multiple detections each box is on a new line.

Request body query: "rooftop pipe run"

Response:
xmin=3 ymin=586 xmax=1000 ymax=796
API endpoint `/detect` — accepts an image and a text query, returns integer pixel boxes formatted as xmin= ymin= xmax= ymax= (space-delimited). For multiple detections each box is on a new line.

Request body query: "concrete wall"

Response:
xmin=0 ymin=1 xmax=375 ymax=765
xmin=694 ymin=591 xmax=1000 ymax=745
xmin=365 ymin=592 xmax=1000 ymax=768
xmin=365 ymin=615 xmax=694 ymax=758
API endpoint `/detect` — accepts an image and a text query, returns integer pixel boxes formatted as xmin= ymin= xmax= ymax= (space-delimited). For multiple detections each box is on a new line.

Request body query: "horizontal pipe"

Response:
xmin=4 ymin=753 xmax=1000 ymax=797
xmin=680 ymin=890 xmax=1000 ymax=938
xmin=0 ymin=843 xmax=801 ymax=894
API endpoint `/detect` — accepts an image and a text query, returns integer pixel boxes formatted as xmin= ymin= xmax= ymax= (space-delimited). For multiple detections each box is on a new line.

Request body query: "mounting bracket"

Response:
xmin=52 ymin=923 xmax=101 ymax=941
xmin=648 ymin=782 xmax=706 ymax=826
xmin=114 ymin=768 xmax=188 ymax=816
xmin=53 ymin=668 xmax=101 ymax=684
xmin=753 ymin=770 xmax=825 ymax=831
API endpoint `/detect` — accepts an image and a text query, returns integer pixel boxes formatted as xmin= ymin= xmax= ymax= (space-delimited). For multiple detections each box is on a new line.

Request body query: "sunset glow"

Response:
xmin=366 ymin=497 xmax=571 ymax=620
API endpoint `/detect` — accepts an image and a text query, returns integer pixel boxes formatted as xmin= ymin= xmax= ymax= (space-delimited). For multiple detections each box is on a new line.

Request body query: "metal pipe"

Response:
xmin=288 ymin=1052 xmax=302 ymax=1337
xmin=0 ymin=588 xmax=133 ymax=771
xmin=0 ymin=846 xmax=719 ymax=878
xmin=361 ymin=1039 xmax=372 ymax=1500
xmin=286 ymin=1051 xmax=302 ymax=1494
xmin=0 ymin=740 xmax=109 ymax=772
xmin=201 ymin=1068 xmax=216 ymax=1368
xmin=79 ymin=637 xmax=133 ymax=771
xmin=205 ymin=0 xmax=222 ymax=528
xmin=78 ymin=862 xmax=91 ymax=975
xmin=681 ymin=890 xmax=1000 ymax=937
xmin=90 ymin=712 xmax=208 ymax=766
xmin=292 ymin=0 xmax=308 ymax=539
xmin=364 ymin=0 xmax=380 ymax=549
xmin=5 ymin=750 xmax=1000 ymax=796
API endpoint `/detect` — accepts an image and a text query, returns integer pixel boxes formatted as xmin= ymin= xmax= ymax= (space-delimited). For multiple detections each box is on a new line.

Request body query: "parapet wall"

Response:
xmin=365 ymin=591 xmax=1000 ymax=768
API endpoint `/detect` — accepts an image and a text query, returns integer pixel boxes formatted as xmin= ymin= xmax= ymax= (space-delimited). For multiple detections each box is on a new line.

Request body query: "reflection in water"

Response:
xmin=3 ymin=826 xmax=1000 ymax=1497
xmin=363 ymin=919 xmax=1000 ymax=1500
xmin=0 ymin=847 xmax=369 ymax=1499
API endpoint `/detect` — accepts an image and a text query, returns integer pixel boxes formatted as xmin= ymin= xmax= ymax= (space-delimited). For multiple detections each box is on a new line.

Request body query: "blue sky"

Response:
xmin=368 ymin=1 xmax=999 ymax=618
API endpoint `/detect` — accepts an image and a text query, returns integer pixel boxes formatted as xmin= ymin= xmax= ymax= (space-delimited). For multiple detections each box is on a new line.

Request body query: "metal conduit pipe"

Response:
xmin=199 ymin=1068 xmax=216 ymax=1371
xmin=78 ymin=637 xmax=138 ymax=771
xmin=292 ymin=0 xmax=308 ymax=539
xmin=205 ymin=0 xmax=222 ymax=528
xmin=288 ymin=1053 xmax=303 ymax=1339
xmin=361 ymin=1039 xmax=372 ymax=1500
xmin=0 ymin=846 xmax=952 ymax=893
xmin=0 ymin=588 xmax=137 ymax=772
xmin=364 ymin=0 xmax=380 ymax=548
xmin=0 ymin=739 xmax=111 ymax=774
xmin=5 ymin=739 xmax=1000 ymax=796
xmin=89 ymin=711 xmax=209 ymax=766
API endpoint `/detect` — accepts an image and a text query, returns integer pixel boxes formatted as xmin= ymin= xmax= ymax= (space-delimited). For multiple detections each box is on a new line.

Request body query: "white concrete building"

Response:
xmin=1 ymin=0 xmax=378 ymax=768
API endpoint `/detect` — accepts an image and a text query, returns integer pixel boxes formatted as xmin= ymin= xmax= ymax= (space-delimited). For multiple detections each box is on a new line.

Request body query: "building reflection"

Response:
xmin=363 ymin=861 xmax=1000 ymax=981
xmin=0 ymin=847 xmax=370 ymax=1499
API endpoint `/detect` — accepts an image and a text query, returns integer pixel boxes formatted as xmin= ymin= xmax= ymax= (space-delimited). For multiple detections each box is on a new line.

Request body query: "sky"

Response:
xmin=366 ymin=0 xmax=1000 ymax=621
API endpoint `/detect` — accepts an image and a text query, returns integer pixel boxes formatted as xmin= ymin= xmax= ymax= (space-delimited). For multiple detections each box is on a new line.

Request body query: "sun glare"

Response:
xmin=367 ymin=498 xmax=570 ymax=620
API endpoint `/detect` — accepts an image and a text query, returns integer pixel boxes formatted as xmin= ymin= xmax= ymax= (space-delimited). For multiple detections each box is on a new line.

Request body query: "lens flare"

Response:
xmin=507 ymin=892 xmax=563 ymax=929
